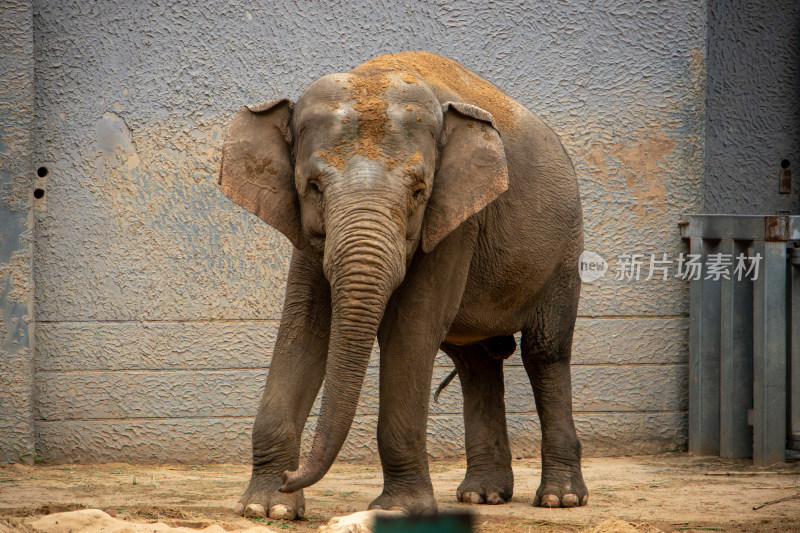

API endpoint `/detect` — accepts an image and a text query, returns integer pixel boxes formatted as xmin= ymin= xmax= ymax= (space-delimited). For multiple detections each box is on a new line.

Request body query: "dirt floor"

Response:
xmin=1 ymin=454 xmax=799 ymax=532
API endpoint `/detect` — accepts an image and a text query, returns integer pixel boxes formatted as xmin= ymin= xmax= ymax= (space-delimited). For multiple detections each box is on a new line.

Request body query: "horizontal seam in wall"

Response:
xmin=565 ymin=362 xmax=688 ymax=367
xmin=34 ymin=319 xmax=283 ymax=324
xmin=34 ymin=410 xmax=688 ymax=423
xmin=34 ymin=315 xmax=689 ymax=325
xmin=575 ymin=315 xmax=688 ymax=319
xmin=33 ymin=362 xmax=689 ymax=373
xmin=35 ymin=367 xmax=271 ymax=374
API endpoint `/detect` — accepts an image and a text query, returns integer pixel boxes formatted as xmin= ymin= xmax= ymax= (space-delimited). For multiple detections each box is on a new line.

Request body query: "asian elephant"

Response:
xmin=218 ymin=52 xmax=586 ymax=518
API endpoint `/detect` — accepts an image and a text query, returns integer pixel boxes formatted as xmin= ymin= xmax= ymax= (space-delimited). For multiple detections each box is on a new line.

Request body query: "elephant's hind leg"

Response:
xmin=441 ymin=339 xmax=514 ymax=505
xmin=521 ymin=263 xmax=587 ymax=508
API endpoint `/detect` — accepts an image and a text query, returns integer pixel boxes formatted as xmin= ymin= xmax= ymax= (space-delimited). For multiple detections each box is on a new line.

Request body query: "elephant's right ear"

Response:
xmin=219 ymin=98 xmax=305 ymax=249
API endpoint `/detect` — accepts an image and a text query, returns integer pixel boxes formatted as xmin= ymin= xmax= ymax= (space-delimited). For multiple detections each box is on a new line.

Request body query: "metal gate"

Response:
xmin=679 ymin=215 xmax=799 ymax=465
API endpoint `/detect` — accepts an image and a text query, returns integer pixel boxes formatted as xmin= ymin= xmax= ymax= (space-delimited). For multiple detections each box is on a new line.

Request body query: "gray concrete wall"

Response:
xmin=705 ymin=0 xmax=800 ymax=214
xmin=0 ymin=0 xmax=35 ymax=464
xmin=10 ymin=0 xmax=705 ymax=463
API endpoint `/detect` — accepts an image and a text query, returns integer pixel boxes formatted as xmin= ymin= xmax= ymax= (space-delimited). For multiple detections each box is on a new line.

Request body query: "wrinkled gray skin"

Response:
xmin=218 ymin=52 xmax=586 ymax=519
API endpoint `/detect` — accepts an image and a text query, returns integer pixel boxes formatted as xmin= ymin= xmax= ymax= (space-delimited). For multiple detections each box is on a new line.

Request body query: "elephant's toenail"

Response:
xmin=244 ymin=503 xmax=267 ymax=518
xmin=463 ymin=491 xmax=484 ymax=504
xmin=561 ymin=493 xmax=579 ymax=507
xmin=233 ymin=502 xmax=245 ymax=515
xmin=486 ymin=493 xmax=504 ymax=505
xmin=269 ymin=504 xmax=293 ymax=519
xmin=539 ymin=494 xmax=560 ymax=508
xmin=581 ymin=494 xmax=589 ymax=506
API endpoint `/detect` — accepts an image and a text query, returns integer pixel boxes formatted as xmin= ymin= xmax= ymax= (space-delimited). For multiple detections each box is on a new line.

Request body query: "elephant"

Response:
xmin=217 ymin=51 xmax=586 ymax=518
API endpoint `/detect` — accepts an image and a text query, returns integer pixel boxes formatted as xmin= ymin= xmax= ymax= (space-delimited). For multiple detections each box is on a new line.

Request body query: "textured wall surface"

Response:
xmin=23 ymin=0 xmax=705 ymax=463
xmin=705 ymin=0 xmax=800 ymax=214
xmin=34 ymin=319 xmax=689 ymax=462
xmin=0 ymin=0 xmax=35 ymax=463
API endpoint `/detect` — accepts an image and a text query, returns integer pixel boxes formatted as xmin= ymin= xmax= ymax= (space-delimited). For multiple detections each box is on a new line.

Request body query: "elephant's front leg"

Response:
xmin=236 ymin=249 xmax=331 ymax=520
xmin=369 ymin=223 xmax=478 ymax=514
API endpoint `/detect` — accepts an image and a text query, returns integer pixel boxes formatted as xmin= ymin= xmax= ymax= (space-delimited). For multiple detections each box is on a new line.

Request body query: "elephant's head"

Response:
xmin=219 ymin=70 xmax=508 ymax=492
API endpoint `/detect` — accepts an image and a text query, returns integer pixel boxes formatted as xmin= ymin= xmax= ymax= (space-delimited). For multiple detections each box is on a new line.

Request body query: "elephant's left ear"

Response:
xmin=422 ymin=102 xmax=509 ymax=253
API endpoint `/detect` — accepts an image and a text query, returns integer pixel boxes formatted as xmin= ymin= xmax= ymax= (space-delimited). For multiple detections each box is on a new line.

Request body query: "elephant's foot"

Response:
xmin=368 ymin=486 xmax=437 ymax=515
xmin=235 ymin=473 xmax=305 ymax=520
xmin=533 ymin=467 xmax=588 ymax=508
xmin=456 ymin=467 xmax=513 ymax=505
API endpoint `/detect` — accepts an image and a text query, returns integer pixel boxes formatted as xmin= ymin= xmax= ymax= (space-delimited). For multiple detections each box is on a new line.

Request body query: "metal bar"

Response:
xmin=752 ymin=240 xmax=788 ymax=465
xmin=790 ymin=248 xmax=800 ymax=448
xmin=679 ymin=215 xmax=800 ymax=241
xmin=689 ymin=237 xmax=721 ymax=455
xmin=719 ymin=239 xmax=754 ymax=458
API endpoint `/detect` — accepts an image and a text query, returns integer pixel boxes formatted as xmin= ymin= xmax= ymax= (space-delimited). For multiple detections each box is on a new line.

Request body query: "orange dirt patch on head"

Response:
xmin=352 ymin=51 xmax=519 ymax=130
xmin=320 ymin=147 xmax=346 ymax=171
xmin=400 ymin=71 xmax=418 ymax=84
xmin=405 ymin=151 xmax=424 ymax=178
xmin=407 ymin=151 xmax=423 ymax=165
xmin=320 ymin=70 xmax=412 ymax=172
xmin=349 ymin=73 xmax=392 ymax=158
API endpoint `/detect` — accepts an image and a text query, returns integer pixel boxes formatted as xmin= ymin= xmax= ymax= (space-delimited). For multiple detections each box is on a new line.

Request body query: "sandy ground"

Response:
xmin=1 ymin=454 xmax=799 ymax=532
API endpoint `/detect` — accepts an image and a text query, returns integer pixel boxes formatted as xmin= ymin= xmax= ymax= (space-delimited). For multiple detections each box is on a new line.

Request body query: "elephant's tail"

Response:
xmin=433 ymin=368 xmax=458 ymax=403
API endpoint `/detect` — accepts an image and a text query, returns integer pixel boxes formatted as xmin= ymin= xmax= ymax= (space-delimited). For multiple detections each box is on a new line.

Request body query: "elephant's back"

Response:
xmin=351 ymin=51 xmax=527 ymax=132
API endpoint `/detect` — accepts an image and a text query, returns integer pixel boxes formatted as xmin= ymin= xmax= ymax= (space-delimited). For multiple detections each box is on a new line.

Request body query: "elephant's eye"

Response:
xmin=308 ymin=180 xmax=322 ymax=195
xmin=412 ymin=187 xmax=426 ymax=203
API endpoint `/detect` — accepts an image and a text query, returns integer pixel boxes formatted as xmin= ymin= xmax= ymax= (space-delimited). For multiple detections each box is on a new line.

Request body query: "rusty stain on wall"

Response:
xmin=579 ymin=131 xmax=675 ymax=216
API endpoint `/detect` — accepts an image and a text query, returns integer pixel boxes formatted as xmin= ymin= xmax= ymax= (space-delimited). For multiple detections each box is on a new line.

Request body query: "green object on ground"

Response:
xmin=374 ymin=513 xmax=473 ymax=533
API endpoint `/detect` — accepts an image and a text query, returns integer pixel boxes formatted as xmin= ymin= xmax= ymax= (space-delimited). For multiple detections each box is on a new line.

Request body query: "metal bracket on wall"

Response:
xmin=780 ymin=160 xmax=792 ymax=195
xmin=679 ymin=214 xmax=799 ymax=465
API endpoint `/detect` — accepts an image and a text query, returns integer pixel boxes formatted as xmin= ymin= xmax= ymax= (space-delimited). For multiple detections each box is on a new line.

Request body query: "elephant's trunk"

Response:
xmin=281 ymin=199 xmax=405 ymax=493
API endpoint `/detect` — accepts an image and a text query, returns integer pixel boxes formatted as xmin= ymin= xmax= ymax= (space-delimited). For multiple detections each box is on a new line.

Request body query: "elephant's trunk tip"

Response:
xmin=279 ymin=467 xmax=321 ymax=494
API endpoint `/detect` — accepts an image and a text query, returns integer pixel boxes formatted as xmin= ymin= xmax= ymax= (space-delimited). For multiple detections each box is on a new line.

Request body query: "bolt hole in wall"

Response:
xmin=35 ymin=166 xmax=47 ymax=200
